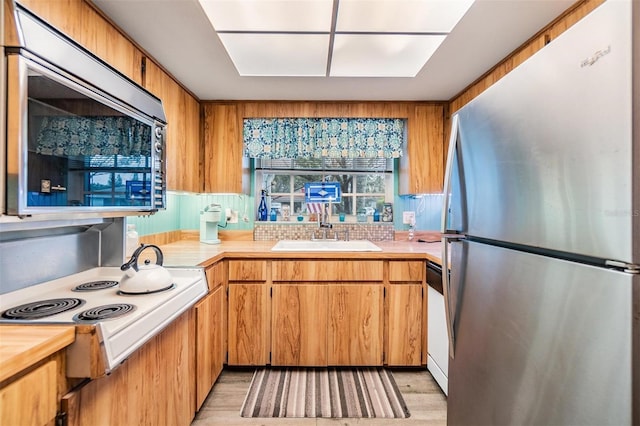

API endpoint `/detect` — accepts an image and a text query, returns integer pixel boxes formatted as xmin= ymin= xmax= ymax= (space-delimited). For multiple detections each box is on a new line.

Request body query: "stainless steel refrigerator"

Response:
xmin=441 ymin=1 xmax=638 ymax=425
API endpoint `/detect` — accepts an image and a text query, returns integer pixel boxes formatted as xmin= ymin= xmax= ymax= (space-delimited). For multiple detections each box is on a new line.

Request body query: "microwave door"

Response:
xmin=6 ymin=54 xmax=165 ymax=216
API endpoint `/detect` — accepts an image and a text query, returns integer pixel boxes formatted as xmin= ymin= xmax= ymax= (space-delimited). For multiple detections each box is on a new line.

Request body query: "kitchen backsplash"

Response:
xmin=254 ymin=223 xmax=394 ymax=241
xmin=128 ymin=191 xmax=443 ymax=237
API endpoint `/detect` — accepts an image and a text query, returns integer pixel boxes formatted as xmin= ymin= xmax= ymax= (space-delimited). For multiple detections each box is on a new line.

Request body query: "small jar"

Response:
xmin=357 ymin=210 xmax=367 ymax=223
xmin=270 ymin=208 xmax=278 ymax=221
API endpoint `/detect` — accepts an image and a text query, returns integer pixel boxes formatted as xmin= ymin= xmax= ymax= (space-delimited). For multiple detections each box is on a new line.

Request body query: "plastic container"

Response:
xmin=125 ymin=224 xmax=139 ymax=257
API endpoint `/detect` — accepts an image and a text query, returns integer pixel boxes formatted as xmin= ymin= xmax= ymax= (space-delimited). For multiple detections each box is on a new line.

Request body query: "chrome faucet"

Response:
xmin=318 ymin=202 xmax=332 ymax=229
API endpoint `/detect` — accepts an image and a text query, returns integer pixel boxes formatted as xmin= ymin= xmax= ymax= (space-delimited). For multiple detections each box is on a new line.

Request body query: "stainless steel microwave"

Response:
xmin=3 ymin=3 xmax=167 ymax=217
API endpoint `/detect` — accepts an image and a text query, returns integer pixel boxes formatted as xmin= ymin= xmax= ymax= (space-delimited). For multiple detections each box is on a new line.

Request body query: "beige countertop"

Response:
xmin=0 ymin=325 xmax=75 ymax=382
xmin=158 ymin=239 xmax=443 ymax=268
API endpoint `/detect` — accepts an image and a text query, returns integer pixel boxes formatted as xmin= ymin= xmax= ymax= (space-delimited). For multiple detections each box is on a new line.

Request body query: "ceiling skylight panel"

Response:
xmin=330 ymin=34 xmax=446 ymax=77
xmin=336 ymin=0 xmax=475 ymax=33
xmin=218 ymin=33 xmax=329 ymax=76
xmin=198 ymin=0 xmax=334 ymax=32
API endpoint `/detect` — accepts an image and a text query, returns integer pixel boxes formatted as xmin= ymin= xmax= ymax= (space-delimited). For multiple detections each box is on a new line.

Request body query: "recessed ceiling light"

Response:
xmin=218 ymin=33 xmax=329 ymax=76
xmin=331 ymin=34 xmax=446 ymax=77
xmin=198 ymin=0 xmax=475 ymax=77
xmin=199 ymin=0 xmax=334 ymax=32
xmin=336 ymin=0 xmax=475 ymax=33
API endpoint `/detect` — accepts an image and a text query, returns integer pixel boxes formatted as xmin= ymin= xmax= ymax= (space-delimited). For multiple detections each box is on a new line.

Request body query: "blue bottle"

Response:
xmin=258 ymin=190 xmax=268 ymax=221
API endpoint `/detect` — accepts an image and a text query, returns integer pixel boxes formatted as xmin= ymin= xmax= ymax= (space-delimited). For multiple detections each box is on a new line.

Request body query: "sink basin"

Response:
xmin=271 ymin=240 xmax=382 ymax=252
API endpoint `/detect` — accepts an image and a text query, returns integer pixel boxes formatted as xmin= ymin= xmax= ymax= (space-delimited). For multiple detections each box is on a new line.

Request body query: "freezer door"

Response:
xmin=451 ymin=0 xmax=637 ymax=264
xmin=447 ymin=240 xmax=635 ymax=426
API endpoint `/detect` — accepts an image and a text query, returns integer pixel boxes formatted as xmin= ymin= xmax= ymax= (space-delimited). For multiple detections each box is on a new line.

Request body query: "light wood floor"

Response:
xmin=192 ymin=368 xmax=447 ymax=426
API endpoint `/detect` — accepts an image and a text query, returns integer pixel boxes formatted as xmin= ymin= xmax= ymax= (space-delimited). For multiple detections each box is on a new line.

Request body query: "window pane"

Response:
xmin=356 ymin=196 xmax=384 ymax=215
xmin=89 ymin=172 xmax=112 ymax=191
xmin=293 ymin=198 xmax=305 ymax=215
xmin=293 ymin=175 xmax=323 ymax=192
xmin=271 ymin=175 xmax=291 ymax=193
xmin=356 ymin=174 xmax=385 ymax=193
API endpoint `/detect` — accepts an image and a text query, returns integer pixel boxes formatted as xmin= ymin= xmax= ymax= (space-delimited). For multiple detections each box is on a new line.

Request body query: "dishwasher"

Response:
xmin=427 ymin=260 xmax=449 ymax=395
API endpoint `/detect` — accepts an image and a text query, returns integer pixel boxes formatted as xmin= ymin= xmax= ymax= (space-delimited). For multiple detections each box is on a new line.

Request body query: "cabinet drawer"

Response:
xmin=388 ymin=261 xmax=425 ymax=283
xmin=273 ymin=260 xmax=383 ymax=282
xmin=205 ymin=261 xmax=226 ymax=291
xmin=228 ymin=260 xmax=267 ymax=281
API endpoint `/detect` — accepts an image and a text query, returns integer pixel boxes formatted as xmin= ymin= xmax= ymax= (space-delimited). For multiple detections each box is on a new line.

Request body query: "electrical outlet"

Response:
xmin=403 ymin=211 xmax=416 ymax=225
xmin=226 ymin=209 xmax=238 ymax=223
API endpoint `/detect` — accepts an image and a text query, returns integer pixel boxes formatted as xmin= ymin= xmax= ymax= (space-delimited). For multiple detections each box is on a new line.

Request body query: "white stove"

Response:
xmin=0 ymin=266 xmax=207 ymax=377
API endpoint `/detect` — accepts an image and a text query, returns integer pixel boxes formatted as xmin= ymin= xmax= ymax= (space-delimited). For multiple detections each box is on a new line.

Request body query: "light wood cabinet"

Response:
xmin=386 ymin=284 xmax=423 ymax=365
xmin=227 ymin=283 xmax=269 ymax=365
xmin=328 ymin=284 xmax=383 ymax=366
xmin=61 ymin=311 xmax=195 ymax=426
xmin=227 ymin=260 xmax=268 ymax=365
xmin=144 ymin=60 xmax=200 ymax=192
xmin=0 ymin=360 xmax=57 ymax=426
xmin=385 ymin=261 xmax=425 ymax=366
xmin=203 ymin=103 xmax=249 ymax=193
xmin=271 ymin=284 xmax=328 ymax=366
xmin=195 ymin=261 xmax=226 ymax=410
xmin=271 ymin=260 xmax=384 ymax=366
xmin=400 ymin=104 xmax=445 ymax=194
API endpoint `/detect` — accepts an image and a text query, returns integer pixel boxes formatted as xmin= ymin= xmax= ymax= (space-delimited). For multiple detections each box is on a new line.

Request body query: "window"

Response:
xmin=75 ymin=155 xmax=151 ymax=206
xmin=255 ymin=158 xmax=393 ymax=217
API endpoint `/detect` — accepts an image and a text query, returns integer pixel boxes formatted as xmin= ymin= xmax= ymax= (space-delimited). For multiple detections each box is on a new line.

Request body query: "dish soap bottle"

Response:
xmin=258 ymin=190 xmax=268 ymax=221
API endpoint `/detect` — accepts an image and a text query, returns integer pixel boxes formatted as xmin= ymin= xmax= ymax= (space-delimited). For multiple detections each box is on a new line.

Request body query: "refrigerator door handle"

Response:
xmin=441 ymin=114 xmax=459 ymax=235
xmin=441 ymin=234 xmax=463 ymax=359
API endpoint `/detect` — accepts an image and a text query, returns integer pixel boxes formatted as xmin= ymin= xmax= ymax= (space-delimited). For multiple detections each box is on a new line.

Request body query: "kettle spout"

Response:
xmin=122 ymin=266 xmax=137 ymax=278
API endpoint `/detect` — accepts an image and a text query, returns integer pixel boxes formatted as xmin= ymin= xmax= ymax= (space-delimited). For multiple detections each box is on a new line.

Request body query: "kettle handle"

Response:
xmin=120 ymin=244 xmax=165 ymax=272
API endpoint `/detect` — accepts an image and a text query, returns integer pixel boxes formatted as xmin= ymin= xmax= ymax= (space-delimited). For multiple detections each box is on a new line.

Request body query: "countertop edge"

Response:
xmin=0 ymin=325 xmax=76 ymax=382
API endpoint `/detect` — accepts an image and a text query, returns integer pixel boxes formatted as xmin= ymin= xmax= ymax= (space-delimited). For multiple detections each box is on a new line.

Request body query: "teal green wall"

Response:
xmin=130 ymin=170 xmax=443 ymax=237
xmin=128 ymin=192 xmax=255 ymax=236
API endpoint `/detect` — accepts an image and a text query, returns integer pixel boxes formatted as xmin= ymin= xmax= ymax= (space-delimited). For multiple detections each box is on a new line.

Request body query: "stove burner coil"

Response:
xmin=1 ymin=298 xmax=85 ymax=320
xmin=72 ymin=280 xmax=119 ymax=291
xmin=73 ymin=304 xmax=136 ymax=322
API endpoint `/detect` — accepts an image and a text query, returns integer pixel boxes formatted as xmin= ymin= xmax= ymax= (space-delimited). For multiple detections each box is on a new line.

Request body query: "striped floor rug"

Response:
xmin=240 ymin=367 xmax=410 ymax=418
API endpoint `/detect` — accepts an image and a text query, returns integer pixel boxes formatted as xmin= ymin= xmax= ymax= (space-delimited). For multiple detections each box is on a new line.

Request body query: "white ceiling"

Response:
xmin=92 ymin=0 xmax=575 ymax=101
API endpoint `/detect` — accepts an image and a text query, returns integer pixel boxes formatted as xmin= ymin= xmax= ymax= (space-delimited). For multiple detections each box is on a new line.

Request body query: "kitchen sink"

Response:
xmin=271 ymin=239 xmax=382 ymax=252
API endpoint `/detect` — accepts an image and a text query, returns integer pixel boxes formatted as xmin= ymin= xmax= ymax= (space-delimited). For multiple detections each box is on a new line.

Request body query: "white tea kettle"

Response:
xmin=119 ymin=244 xmax=174 ymax=294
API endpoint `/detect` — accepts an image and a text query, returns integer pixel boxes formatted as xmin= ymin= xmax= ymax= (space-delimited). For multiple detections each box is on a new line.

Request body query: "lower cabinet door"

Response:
xmin=328 ymin=284 xmax=383 ymax=366
xmin=228 ymin=283 xmax=269 ymax=365
xmin=0 ymin=360 xmax=57 ymax=426
xmin=386 ymin=284 xmax=423 ymax=366
xmin=271 ymin=284 xmax=328 ymax=366
xmin=195 ymin=285 xmax=225 ymax=409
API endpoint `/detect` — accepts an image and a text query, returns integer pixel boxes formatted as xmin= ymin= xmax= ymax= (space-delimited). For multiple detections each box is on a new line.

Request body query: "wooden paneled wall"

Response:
xmin=13 ymin=0 xmax=143 ymax=85
xmin=202 ymin=101 xmax=446 ymax=194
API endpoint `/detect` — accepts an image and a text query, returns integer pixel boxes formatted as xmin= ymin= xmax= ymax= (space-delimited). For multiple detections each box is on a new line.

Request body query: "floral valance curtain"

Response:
xmin=35 ymin=116 xmax=151 ymax=157
xmin=243 ymin=118 xmax=405 ymax=159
